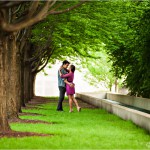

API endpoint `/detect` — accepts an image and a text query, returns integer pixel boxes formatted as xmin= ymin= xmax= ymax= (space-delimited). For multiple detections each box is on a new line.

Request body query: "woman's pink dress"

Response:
xmin=61 ymin=72 xmax=75 ymax=95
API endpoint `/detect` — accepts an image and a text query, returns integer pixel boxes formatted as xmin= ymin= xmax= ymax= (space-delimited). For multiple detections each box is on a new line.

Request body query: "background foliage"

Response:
xmin=31 ymin=1 xmax=150 ymax=97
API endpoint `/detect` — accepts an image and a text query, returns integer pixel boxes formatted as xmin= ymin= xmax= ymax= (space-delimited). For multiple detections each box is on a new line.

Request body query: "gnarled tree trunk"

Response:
xmin=0 ymin=32 xmax=11 ymax=132
xmin=6 ymin=32 xmax=22 ymax=119
xmin=24 ymin=64 xmax=31 ymax=103
xmin=24 ymin=44 xmax=32 ymax=103
xmin=20 ymin=54 xmax=25 ymax=107
xmin=30 ymin=72 xmax=36 ymax=99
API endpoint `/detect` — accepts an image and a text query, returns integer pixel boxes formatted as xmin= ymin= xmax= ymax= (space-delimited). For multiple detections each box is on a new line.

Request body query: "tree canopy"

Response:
xmin=31 ymin=0 xmax=150 ymax=96
xmin=31 ymin=0 xmax=150 ymax=97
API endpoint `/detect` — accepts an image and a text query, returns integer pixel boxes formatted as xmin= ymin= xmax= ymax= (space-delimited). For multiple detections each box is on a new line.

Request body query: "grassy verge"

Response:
xmin=0 ymin=97 xmax=149 ymax=149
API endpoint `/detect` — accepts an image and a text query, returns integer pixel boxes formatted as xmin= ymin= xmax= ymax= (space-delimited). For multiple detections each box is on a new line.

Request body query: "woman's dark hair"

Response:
xmin=62 ymin=60 xmax=70 ymax=65
xmin=70 ymin=65 xmax=75 ymax=73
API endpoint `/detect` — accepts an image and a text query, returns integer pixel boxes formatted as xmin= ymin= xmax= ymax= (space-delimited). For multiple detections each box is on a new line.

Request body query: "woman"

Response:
xmin=59 ymin=65 xmax=81 ymax=112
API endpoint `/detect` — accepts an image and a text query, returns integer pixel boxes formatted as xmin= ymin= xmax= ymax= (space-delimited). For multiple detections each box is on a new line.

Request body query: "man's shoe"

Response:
xmin=57 ymin=109 xmax=63 ymax=111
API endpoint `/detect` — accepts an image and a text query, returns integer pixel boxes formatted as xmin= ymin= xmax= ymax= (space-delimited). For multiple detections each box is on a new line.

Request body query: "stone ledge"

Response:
xmin=107 ymin=93 xmax=150 ymax=111
xmin=76 ymin=93 xmax=150 ymax=132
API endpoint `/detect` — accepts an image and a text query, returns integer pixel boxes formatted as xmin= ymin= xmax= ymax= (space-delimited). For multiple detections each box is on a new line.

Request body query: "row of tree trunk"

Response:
xmin=0 ymin=0 xmax=85 ymax=133
xmin=0 ymin=29 xmax=36 ymax=132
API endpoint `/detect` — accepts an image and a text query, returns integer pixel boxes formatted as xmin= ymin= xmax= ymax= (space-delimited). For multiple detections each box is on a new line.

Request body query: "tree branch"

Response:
xmin=26 ymin=48 xmax=47 ymax=63
xmin=35 ymin=56 xmax=50 ymax=73
xmin=0 ymin=1 xmax=50 ymax=32
xmin=27 ymin=1 xmax=39 ymax=18
xmin=35 ymin=49 xmax=54 ymax=74
xmin=13 ymin=4 xmax=22 ymax=15
xmin=74 ymin=47 xmax=101 ymax=59
xmin=48 ymin=0 xmax=57 ymax=9
xmin=48 ymin=1 xmax=86 ymax=15
xmin=0 ymin=1 xmax=25 ymax=8
xmin=48 ymin=1 xmax=64 ymax=13
xmin=0 ymin=1 xmax=86 ymax=32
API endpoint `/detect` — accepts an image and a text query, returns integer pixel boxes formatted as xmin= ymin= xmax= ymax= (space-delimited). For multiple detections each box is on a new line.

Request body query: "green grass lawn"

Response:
xmin=0 ymin=97 xmax=150 ymax=149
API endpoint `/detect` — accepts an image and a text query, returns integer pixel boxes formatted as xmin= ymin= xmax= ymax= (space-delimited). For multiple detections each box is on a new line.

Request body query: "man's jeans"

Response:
xmin=57 ymin=86 xmax=66 ymax=111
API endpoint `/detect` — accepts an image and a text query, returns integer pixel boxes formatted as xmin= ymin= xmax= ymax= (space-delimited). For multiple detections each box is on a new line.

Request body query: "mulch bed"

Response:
xmin=0 ymin=131 xmax=53 ymax=138
xmin=76 ymin=99 xmax=97 ymax=109
xmin=9 ymin=118 xmax=53 ymax=124
xmin=19 ymin=112 xmax=46 ymax=116
xmin=22 ymin=106 xmax=49 ymax=110
xmin=30 ymin=96 xmax=51 ymax=104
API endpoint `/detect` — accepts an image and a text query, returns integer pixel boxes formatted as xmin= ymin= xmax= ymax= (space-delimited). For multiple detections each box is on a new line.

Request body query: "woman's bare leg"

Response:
xmin=71 ymin=95 xmax=81 ymax=112
xmin=68 ymin=95 xmax=73 ymax=112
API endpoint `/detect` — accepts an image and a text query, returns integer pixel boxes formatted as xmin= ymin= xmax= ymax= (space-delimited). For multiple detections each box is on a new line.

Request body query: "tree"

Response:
xmin=104 ymin=1 xmax=150 ymax=97
xmin=124 ymin=2 xmax=150 ymax=98
xmin=0 ymin=0 xmax=85 ymax=132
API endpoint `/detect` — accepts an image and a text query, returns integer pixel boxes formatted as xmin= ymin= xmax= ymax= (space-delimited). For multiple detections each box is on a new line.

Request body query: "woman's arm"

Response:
xmin=59 ymin=70 xmax=71 ymax=78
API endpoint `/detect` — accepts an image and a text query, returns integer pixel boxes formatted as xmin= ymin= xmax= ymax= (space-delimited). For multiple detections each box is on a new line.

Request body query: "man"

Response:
xmin=57 ymin=60 xmax=70 ymax=111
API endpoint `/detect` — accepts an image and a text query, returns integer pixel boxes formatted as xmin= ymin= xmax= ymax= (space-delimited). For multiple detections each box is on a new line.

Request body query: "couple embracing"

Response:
xmin=57 ymin=60 xmax=81 ymax=113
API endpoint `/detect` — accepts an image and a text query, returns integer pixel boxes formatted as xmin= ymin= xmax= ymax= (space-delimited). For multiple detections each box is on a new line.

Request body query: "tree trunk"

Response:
xmin=20 ymin=50 xmax=26 ymax=107
xmin=24 ymin=45 xmax=32 ymax=103
xmin=108 ymin=82 xmax=112 ymax=92
xmin=109 ymin=86 xmax=112 ymax=92
xmin=24 ymin=64 xmax=31 ymax=103
xmin=20 ymin=28 xmax=31 ymax=106
xmin=24 ymin=64 xmax=36 ymax=102
xmin=30 ymin=72 xmax=36 ymax=100
xmin=6 ymin=32 xmax=22 ymax=119
xmin=115 ymin=78 xmax=118 ymax=93
xmin=0 ymin=32 xmax=11 ymax=132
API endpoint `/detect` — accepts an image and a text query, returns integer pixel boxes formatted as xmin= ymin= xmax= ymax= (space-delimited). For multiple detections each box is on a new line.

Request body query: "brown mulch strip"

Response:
xmin=30 ymin=96 xmax=51 ymax=103
xmin=35 ymin=96 xmax=96 ymax=109
xmin=19 ymin=112 xmax=46 ymax=116
xmin=22 ymin=106 xmax=49 ymax=110
xmin=9 ymin=118 xmax=53 ymax=125
xmin=26 ymin=104 xmax=42 ymax=107
xmin=21 ymin=106 xmax=39 ymax=109
xmin=23 ymin=96 xmax=96 ymax=110
xmin=75 ymin=99 xmax=97 ymax=109
xmin=0 ymin=131 xmax=53 ymax=138
xmin=21 ymin=96 xmax=50 ymax=107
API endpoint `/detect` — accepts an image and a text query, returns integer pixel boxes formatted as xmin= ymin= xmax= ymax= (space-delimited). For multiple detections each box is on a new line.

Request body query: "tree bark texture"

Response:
xmin=23 ymin=44 xmax=32 ymax=103
xmin=6 ymin=32 xmax=22 ymax=118
xmin=29 ymin=72 xmax=36 ymax=100
xmin=0 ymin=32 xmax=11 ymax=132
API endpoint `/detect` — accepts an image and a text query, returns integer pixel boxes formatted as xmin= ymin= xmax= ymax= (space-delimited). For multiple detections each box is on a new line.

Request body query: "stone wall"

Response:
xmin=76 ymin=92 xmax=150 ymax=132
xmin=107 ymin=93 xmax=150 ymax=111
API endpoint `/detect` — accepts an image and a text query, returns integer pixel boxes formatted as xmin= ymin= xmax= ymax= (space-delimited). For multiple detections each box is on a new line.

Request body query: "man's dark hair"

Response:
xmin=62 ymin=60 xmax=70 ymax=65
xmin=70 ymin=65 xmax=75 ymax=73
